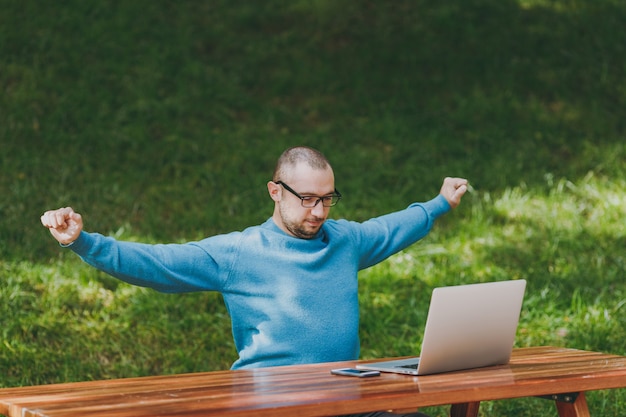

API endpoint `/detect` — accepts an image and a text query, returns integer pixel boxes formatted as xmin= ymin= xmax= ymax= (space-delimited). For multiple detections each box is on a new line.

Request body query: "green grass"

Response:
xmin=1 ymin=0 xmax=625 ymax=415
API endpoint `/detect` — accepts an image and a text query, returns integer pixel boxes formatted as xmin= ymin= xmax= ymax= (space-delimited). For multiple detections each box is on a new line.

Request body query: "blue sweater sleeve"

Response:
xmin=349 ymin=194 xmax=451 ymax=269
xmin=68 ymin=231 xmax=233 ymax=293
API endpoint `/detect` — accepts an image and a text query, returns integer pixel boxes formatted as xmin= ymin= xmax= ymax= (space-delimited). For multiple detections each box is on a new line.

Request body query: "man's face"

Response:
xmin=270 ymin=162 xmax=335 ymax=239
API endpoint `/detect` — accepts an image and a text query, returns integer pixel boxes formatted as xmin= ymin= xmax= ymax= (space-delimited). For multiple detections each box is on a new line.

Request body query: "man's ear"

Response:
xmin=267 ymin=181 xmax=281 ymax=202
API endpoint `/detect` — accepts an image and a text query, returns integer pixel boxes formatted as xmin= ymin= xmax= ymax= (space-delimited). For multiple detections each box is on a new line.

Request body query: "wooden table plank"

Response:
xmin=1 ymin=347 xmax=625 ymax=417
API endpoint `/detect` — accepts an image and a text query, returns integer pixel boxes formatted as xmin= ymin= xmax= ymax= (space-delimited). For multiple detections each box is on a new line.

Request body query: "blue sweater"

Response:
xmin=68 ymin=195 xmax=450 ymax=369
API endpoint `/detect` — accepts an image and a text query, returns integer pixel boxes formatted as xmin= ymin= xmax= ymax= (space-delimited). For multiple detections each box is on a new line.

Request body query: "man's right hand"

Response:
xmin=41 ymin=207 xmax=83 ymax=245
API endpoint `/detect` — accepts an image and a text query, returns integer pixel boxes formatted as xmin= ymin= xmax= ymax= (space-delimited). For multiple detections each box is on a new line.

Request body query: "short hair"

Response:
xmin=272 ymin=146 xmax=332 ymax=181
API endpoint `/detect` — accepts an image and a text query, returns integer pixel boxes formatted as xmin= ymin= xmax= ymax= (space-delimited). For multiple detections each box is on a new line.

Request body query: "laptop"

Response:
xmin=357 ymin=279 xmax=526 ymax=376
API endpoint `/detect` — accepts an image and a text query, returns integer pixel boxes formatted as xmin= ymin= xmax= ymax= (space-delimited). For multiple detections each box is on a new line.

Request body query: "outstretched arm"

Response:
xmin=439 ymin=177 xmax=469 ymax=209
xmin=40 ymin=207 xmax=84 ymax=245
xmin=40 ymin=207 xmax=227 ymax=293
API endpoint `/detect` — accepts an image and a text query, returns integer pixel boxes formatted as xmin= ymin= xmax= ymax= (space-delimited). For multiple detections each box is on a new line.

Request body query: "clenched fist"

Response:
xmin=41 ymin=207 xmax=83 ymax=245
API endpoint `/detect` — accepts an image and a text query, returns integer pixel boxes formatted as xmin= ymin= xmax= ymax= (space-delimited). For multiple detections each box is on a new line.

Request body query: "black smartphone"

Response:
xmin=330 ymin=368 xmax=381 ymax=377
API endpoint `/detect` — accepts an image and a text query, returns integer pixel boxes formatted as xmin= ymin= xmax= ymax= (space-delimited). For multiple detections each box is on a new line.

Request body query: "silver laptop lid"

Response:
xmin=416 ymin=279 xmax=526 ymax=375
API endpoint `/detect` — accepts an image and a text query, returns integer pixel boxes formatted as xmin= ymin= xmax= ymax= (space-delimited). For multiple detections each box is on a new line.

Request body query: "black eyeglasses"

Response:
xmin=275 ymin=181 xmax=342 ymax=208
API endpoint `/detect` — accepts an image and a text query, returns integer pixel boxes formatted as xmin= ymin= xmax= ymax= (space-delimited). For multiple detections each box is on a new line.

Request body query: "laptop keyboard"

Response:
xmin=396 ymin=361 xmax=419 ymax=370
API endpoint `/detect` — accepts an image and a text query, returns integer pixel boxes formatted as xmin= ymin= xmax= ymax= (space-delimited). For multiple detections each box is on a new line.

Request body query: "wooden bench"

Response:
xmin=1 ymin=347 xmax=625 ymax=416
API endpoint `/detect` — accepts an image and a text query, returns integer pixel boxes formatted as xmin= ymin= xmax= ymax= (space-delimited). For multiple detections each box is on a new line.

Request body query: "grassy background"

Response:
xmin=1 ymin=0 xmax=625 ymax=415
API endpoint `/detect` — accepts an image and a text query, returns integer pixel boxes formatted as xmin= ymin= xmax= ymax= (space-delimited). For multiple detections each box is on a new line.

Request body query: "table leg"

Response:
xmin=555 ymin=392 xmax=590 ymax=417
xmin=449 ymin=401 xmax=480 ymax=417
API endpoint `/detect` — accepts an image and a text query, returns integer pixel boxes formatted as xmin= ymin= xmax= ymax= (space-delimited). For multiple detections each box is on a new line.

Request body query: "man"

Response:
xmin=41 ymin=146 xmax=468 ymax=417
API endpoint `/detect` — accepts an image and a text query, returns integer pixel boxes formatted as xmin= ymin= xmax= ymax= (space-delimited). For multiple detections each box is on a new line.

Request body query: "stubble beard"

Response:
xmin=279 ymin=204 xmax=324 ymax=239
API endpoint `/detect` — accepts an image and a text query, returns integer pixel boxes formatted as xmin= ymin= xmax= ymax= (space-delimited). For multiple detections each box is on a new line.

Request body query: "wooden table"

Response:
xmin=1 ymin=347 xmax=625 ymax=417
